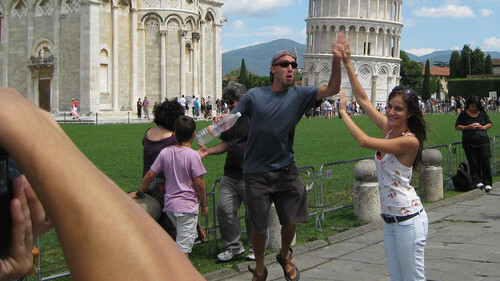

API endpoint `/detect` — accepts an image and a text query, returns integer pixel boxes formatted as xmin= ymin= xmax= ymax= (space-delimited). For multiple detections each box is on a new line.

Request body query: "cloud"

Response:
xmin=223 ymin=0 xmax=296 ymax=16
xmin=405 ymin=48 xmax=442 ymax=56
xmin=483 ymin=37 xmax=500 ymax=50
xmin=258 ymin=26 xmax=295 ymax=37
xmin=228 ymin=20 xmax=246 ymax=32
xmin=480 ymin=9 xmax=494 ymax=17
xmin=412 ymin=4 xmax=475 ymax=18
xmin=403 ymin=18 xmax=415 ymax=28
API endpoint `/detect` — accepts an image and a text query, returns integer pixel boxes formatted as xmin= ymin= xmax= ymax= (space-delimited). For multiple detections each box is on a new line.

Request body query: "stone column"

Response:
xmin=267 ymin=203 xmax=296 ymax=250
xmin=130 ymin=8 xmax=138 ymax=111
xmin=80 ymin=0 xmax=101 ymax=114
xmin=53 ymin=8 xmax=61 ymax=114
xmin=371 ymin=75 xmax=378 ymax=105
xmin=2 ymin=13 xmax=9 ymax=86
xmin=192 ymin=32 xmax=200 ymax=98
xmin=180 ymin=30 xmax=187 ymax=98
xmin=200 ymin=20 xmax=205 ymax=99
xmin=160 ymin=30 xmax=167 ymax=101
xmin=112 ymin=3 xmax=119 ymax=112
xmin=353 ymin=159 xmax=381 ymax=222
xmin=419 ymin=149 xmax=443 ymax=202
xmin=27 ymin=6 xmax=35 ymax=101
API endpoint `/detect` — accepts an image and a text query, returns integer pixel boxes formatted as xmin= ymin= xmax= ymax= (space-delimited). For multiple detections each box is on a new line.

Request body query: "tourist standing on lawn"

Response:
xmin=455 ymin=96 xmax=493 ymax=192
xmin=129 ymin=99 xmax=184 ymax=237
xmin=230 ymin=32 xmax=345 ymax=281
xmin=198 ymin=81 xmax=267 ymax=262
xmin=138 ymin=116 xmax=208 ymax=256
xmin=338 ymin=37 xmax=428 ymax=281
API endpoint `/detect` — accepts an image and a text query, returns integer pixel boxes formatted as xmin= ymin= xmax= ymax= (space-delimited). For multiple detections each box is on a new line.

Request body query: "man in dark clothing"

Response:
xmin=197 ymin=82 xmax=265 ymax=261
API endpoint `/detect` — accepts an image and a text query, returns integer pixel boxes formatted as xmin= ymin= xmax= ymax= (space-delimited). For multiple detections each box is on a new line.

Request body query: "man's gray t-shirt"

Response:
xmin=232 ymin=86 xmax=318 ymax=174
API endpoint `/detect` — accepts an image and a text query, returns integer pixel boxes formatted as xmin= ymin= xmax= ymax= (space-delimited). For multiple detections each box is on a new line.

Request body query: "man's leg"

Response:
xmin=251 ymin=231 xmax=267 ymax=276
xmin=279 ymin=224 xmax=297 ymax=279
xmin=216 ymin=177 xmax=244 ymax=261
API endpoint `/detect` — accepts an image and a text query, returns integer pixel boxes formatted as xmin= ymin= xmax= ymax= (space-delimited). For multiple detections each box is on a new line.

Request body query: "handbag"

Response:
xmin=451 ymin=162 xmax=475 ymax=191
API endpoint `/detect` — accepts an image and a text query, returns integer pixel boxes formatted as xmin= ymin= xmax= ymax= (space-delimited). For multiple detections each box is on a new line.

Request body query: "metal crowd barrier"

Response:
xmin=30 ymin=139 xmax=497 ymax=279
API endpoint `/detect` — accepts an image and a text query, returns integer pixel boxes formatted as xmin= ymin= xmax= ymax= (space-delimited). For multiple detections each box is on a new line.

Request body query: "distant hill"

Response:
xmin=405 ymin=50 xmax=500 ymax=65
xmin=222 ymin=40 xmax=500 ymax=76
xmin=222 ymin=39 xmax=306 ymax=76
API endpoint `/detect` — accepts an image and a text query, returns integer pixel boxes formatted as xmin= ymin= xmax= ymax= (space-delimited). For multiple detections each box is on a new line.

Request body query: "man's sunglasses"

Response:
xmin=273 ymin=61 xmax=298 ymax=69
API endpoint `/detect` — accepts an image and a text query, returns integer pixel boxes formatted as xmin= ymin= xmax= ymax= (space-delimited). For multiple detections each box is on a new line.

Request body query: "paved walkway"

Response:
xmin=53 ymin=112 xmax=208 ymax=125
xmin=205 ymin=183 xmax=500 ymax=281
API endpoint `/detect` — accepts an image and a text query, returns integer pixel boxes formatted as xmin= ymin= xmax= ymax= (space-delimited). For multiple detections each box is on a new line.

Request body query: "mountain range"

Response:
xmin=222 ymin=39 xmax=500 ymax=77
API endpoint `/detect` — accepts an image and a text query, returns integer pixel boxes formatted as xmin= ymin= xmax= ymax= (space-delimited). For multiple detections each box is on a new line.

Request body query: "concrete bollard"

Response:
xmin=267 ymin=203 xmax=295 ymax=249
xmin=419 ymin=148 xmax=443 ymax=202
xmin=353 ymin=159 xmax=381 ymax=222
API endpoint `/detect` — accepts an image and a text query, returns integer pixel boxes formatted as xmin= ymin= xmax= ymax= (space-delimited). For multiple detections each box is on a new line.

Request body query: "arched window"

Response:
xmin=100 ymin=49 xmax=109 ymax=94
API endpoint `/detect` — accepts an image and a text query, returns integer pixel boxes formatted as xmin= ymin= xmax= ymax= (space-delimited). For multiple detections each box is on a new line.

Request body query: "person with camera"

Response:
xmin=0 ymin=88 xmax=204 ymax=281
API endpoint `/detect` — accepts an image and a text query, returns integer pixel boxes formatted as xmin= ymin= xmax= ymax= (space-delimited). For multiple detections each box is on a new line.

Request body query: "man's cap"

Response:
xmin=271 ymin=50 xmax=297 ymax=66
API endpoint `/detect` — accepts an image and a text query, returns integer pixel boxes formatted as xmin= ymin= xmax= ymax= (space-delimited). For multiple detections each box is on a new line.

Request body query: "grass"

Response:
xmin=38 ymin=112 xmax=500 ymax=278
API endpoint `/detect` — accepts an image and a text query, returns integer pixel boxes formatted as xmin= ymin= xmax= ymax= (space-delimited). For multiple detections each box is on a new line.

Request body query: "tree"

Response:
xmin=485 ymin=54 xmax=493 ymax=74
xmin=422 ymin=59 xmax=431 ymax=100
xmin=399 ymin=51 xmax=423 ymax=91
xmin=449 ymin=51 xmax=461 ymax=79
xmin=238 ymin=58 xmax=248 ymax=88
xmin=459 ymin=45 xmax=472 ymax=77
xmin=471 ymin=47 xmax=485 ymax=75
xmin=430 ymin=76 xmax=443 ymax=97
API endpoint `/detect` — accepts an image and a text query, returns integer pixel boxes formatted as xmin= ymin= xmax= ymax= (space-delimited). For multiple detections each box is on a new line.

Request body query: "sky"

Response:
xmin=221 ymin=0 xmax=500 ymax=56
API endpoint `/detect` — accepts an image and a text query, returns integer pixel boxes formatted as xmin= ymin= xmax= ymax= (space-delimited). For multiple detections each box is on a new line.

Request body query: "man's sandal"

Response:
xmin=276 ymin=248 xmax=300 ymax=281
xmin=248 ymin=265 xmax=268 ymax=281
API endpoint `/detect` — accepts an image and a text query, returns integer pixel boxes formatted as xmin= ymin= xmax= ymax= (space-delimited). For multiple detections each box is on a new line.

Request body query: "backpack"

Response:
xmin=452 ymin=162 xmax=475 ymax=191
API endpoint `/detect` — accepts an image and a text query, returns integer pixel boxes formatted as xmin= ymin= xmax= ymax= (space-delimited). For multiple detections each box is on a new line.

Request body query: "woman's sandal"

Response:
xmin=248 ymin=265 xmax=268 ymax=281
xmin=276 ymin=248 xmax=300 ymax=281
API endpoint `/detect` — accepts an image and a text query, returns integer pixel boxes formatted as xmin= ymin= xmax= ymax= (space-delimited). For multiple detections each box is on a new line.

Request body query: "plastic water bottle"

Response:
xmin=196 ymin=112 xmax=242 ymax=145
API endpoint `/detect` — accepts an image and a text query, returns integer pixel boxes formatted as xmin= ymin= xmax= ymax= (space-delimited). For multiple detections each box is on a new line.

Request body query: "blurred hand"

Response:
xmin=197 ymin=144 xmax=209 ymax=159
xmin=129 ymin=191 xmax=139 ymax=199
xmin=0 ymin=175 xmax=52 ymax=281
xmin=201 ymin=206 xmax=208 ymax=217
xmin=331 ymin=32 xmax=345 ymax=59
xmin=339 ymin=87 xmax=347 ymax=113
xmin=341 ymin=38 xmax=351 ymax=64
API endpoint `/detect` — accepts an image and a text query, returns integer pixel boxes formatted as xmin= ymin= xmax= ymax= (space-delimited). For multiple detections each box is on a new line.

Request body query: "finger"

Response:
xmin=12 ymin=179 xmax=34 ymax=258
xmin=9 ymin=197 xmax=32 ymax=272
xmin=23 ymin=177 xmax=52 ymax=236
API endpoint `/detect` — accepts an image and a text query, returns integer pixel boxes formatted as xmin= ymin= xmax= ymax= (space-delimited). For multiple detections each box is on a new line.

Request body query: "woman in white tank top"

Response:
xmin=337 ymin=35 xmax=429 ymax=281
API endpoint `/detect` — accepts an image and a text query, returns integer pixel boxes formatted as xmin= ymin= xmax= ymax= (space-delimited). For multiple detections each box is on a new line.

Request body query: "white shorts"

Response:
xmin=166 ymin=212 xmax=198 ymax=253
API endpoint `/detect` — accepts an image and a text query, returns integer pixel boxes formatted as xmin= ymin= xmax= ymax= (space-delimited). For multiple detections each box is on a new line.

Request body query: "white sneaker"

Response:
xmin=246 ymin=252 xmax=255 ymax=261
xmin=484 ymin=185 xmax=492 ymax=192
xmin=217 ymin=246 xmax=244 ymax=262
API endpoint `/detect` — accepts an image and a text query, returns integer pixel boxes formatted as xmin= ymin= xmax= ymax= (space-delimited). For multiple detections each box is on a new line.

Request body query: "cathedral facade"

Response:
xmin=0 ymin=0 xmax=223 ymax=114
xmin=303 ymin=0 xmax=403 ymax=105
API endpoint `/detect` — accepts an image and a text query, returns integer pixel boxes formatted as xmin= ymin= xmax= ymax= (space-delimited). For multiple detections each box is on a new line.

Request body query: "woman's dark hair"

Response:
xmin=174 ymin=116 xmax=196 ymax=143
xmin=153 ymin=99 xmax=185 ymax=131
xmin=465 ymin=96 xmax=484 ymax=111
xmin=388 ymin=86 xmax=427 ymax=168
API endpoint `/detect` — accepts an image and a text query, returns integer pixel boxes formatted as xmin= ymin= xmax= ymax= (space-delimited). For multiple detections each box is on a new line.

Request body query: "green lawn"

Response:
xmin=40 ymin=112 xmax=499 ymax=277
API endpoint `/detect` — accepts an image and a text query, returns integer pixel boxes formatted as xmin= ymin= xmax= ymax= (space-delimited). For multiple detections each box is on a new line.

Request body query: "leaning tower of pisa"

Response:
xmin=302 ymin=0 xmax=403 ymax=105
